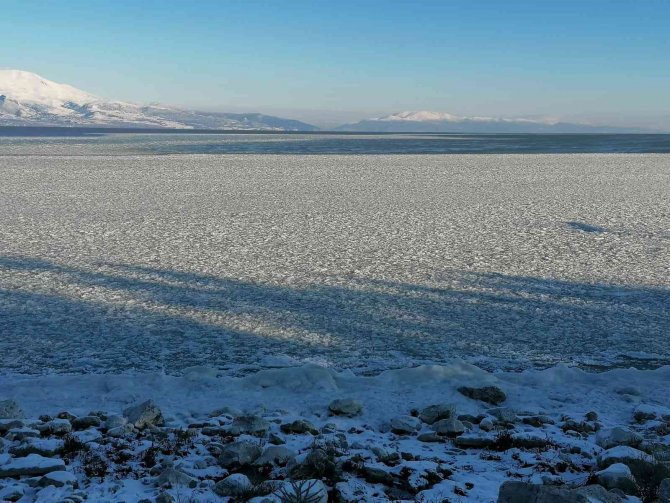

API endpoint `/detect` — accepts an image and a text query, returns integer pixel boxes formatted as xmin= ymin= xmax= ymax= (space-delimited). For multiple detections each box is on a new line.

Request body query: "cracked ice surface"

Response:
xmin=0 ymin=153 xmax=669 ymax=375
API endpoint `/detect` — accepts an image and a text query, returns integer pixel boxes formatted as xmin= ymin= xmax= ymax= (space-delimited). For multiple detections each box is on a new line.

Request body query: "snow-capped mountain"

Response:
xmin=337 ymin=110 xmax=645 ymax=133
xmin=0 ymin=70 xmax=317 ymax=130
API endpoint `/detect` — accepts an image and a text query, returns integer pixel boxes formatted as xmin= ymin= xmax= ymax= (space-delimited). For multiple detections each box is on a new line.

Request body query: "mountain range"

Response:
xmin=0 ymin=70 xmax=317 ymax=131
xmin=336 ymin=110 xmax=649 ymax=133
xmin=0 ymin=70 xmax=652 ymax=133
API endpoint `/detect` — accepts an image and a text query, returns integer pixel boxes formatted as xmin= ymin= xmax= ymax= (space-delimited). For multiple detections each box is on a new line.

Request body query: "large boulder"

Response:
xmin=597 ymin=446 xmax=653 ymax=469
xmin=458 ymin=385 xmax=507 ymax=405
xmin=431 ymin=417 xmax=465 ymax=437
xmin=122 ymin=400 xmax=164 ymax=429
xmin=596 ymin=463 xmax=635 ymax=492
xmin=390 ymin=415 xmax=422 ymax=434
xmin=229 ymin=415 xmax=270 ymax=436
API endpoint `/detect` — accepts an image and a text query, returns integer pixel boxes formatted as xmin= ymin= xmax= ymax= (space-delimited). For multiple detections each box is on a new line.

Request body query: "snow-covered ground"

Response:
xmin=0 ymin=152 xmax=668 ymax=374
xmin=1 ymin=150 xmax=669 ymax=501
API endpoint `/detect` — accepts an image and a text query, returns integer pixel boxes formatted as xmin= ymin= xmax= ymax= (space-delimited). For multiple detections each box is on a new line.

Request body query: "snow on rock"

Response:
xmin=213 ymin=473 xmax=253 ymax=497
xmin=0 ymin=454 xmax=65 ymax=477
xmin=328 ymin=398 xmax=363 ymax=417
xmin=595 ymin=463 xmax=635 ymax=491
xmin=122 ymin=399 xmax=164 ymax=429
xmin=597 ymin=445 xmax=654 ymax=469
xmin=595 ymin=426 xmax=643 ymax=449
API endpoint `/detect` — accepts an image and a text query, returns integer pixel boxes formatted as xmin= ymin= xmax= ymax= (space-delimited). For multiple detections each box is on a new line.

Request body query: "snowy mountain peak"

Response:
xmin=378 ymin=110 xmax=463 ymax=122
xmin=0 ymin=69 xmax=317 ymax=130
xmin=0 ymin=69 xmax=98 ymax=106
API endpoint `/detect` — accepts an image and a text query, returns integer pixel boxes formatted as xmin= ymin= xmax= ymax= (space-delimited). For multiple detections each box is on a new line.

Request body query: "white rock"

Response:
xmin=597 ymin=446 xmax=653 ymax=468
xmin=596 ymin=427 xmax=643 ymax=449
xmin=39 ymin=470 xmax=76 ymax=487
xmin=596 ymin=463 xmax=634 ymax=490
xmin=0 ymin=454 xmax=66 ymax=477
xmin=390 ymin=415 xmax=422 ymax=434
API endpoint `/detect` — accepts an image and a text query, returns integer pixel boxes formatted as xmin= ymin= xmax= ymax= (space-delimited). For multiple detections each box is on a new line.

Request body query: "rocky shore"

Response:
xmin=2 ymin=382 xmax=670 ymax=503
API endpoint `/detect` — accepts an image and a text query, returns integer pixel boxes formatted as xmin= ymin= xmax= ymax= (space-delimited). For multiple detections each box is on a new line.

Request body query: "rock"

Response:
xmin=597 ymin=446 xmax=654 ymax=469
xmin=0 ymin=419 xmax=24 ymax=434
xmin=390 ymin=415 xmax=422 ymax=434
xmin=511 ymin=433 xmax=551 ymax=449
xmin=418 ymin=403 xmax=455 ymax=424
xmin=370 ymin=446 xmax=400 ymax=464
xmin=156 ymin=493 xmax=175 ymax=503
xmin=40 ymin=418 xmax=72 ymax=435
xmin=218 ymin=441 xmax=262 ymax=468
xmin=281 ymin=419 xmax=319 ymax=435
xmin=254 ymin=445 xmax=296 ymax=466
xmin=417 ymin=432 xmax=444 ymax=443
xmin=659 ymin=478 xmax=670 ymax=503
xmin=522 ymin=415 xmax=555 ymax=427
xmin=209 ymin=405 xmax=243 ymax=417
xmin=72 ymin=415 xmax=102 ymax=430
xmin=229 ymin=415 xmax=270 ymax=436
xmin=279 ymin=479 xmax=328 ymax=503
xmin=561 ymin=419 xmax=597 ymax=433
xmin=0 ymin=400 xmax=24 ymax=419
xmin=498 ymin=481 xmax=625 ymax=502
xmin=596 ymin=427 xmax=643 ymax=449
xmin=38 ymin=470 xmax=76 ymax=488
xmin=479 ymin=417 xmax=495 ymax=431
xmin=6 ymin=427 xmax=40 ymax=441
xmin=155 ymin=467 xmax=196 ymax=488
xmin=122 ymin=400 xmax=163 ymax=429
xmin=0 ymin=485 xmax=25 ymax=502
xmin=432 ymin=417 xmax=466 ymax=437
xmin=107 ymin=424 xmax=135 ymax=437
xmin=328 ymin=398 xmax=362 ymax=417
xmin=214 ymin=473 xmax=252 ymax=497
xmin=458 ymin=385 xmax=507 ymax=405
xmin=10 ymin=437 xmax=63 ymax=457
xmin=489 ymin=407 xmax=517 ymax=424
xmin=269 ymin=432 xmax=285 ymax=445
xmin=363 ymin=466 xmax=394 ymax=485
xmin=454 ymin=434 xmax=495 ymax=449
xmin=103 ymin=415 xmax=127 ymax=430
xmin=0 ymin=454 xmax=66 ymax=477
xmin=596 ymin=463 xmax=635 ymax=491
xmin=585 ymin=411 xmax=599 ymax=421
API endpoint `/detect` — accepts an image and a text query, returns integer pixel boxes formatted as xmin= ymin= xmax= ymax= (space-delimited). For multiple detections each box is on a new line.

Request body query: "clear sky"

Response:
xmin=2 ymin=0 xmax=669 ymax=128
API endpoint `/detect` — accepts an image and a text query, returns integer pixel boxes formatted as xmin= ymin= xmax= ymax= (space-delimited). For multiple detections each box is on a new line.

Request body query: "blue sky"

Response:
xmin=2 ymin=0 xmax=669 ymax=127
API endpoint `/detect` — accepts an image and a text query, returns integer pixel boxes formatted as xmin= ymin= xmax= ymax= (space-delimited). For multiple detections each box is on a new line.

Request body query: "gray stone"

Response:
xmin=0 ymin=400 xmax=24 ymax=419
xmin=431 ymin=417 xmax=465 ymax=437
xmin=0 ymin=454 xmax=66 ymax=477
xmin=123 ymin=399 xmax=163 ymax=429
xmin=156 ymin=493 xmax=175 ymax=503
xmin=596 ymin=427 xmax=643 ymax=449
xmin=390 ymin=415 xmax=422 ymax=434
xmin=214 ymin=473 xmax=252 ymax=497
xmin=479 ymin=417 xmax=495 ymax=431
xmin=72 ymin=415 xmax=102 ymax=430
xmin=596 ymin=463 xmax=635 ymax=491
xmin=363 ymin=466 xmax=394 ymax=485
xmin=417 ymin=432 xmax=444 ymax=443
xmin=453 ymin=434 xmax=495 ymax=449
xmin=38 ymin=470 xmax=76 ymax=488
xmin=155 ymin=467 xmax=196 ymax=488
xmin=10 ymin=437 xmax=63 ymax=457
xmin=418 ymin=403 xmax=455 ymax=424
xmin=597 ymin=446 xmax=653 ymax=469
xmin=328 ymin=398 xmax=363 ymax=417
xmin=218 ymin=440 xmax=262 ymax=468
xmin=489 ymin=407 xmax=517 ymax=424
xmin=254 ymin=445 xmax=296 ymax=466
xmin=40 ymin=418 xmax=72 ymax=435
xmin=7 ymin=427 xmax=40 ymax=441
xmin=281 ymin=419 xmax=319 ymax=435
xmin=229 ymin=415 xmax=270 ymax=436
xmin=458 ymin=385 xmax=507 ymax=405
xmin=0 ymin=419 xmax=24 ymax=434
xmin=103 ymin=414 xmax=127 ymax=429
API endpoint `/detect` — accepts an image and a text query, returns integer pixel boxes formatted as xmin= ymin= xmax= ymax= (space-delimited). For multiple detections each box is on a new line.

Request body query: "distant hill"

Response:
xmin=336 ymin=110 xmax=650 ymax=133
xmin=0 ymin=70 xmax=318 ymax=131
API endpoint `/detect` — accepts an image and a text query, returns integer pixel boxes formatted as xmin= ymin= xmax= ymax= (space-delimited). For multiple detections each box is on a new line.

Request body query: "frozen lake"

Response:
xmin=1 ymin=152 xmax=669 ymax=374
